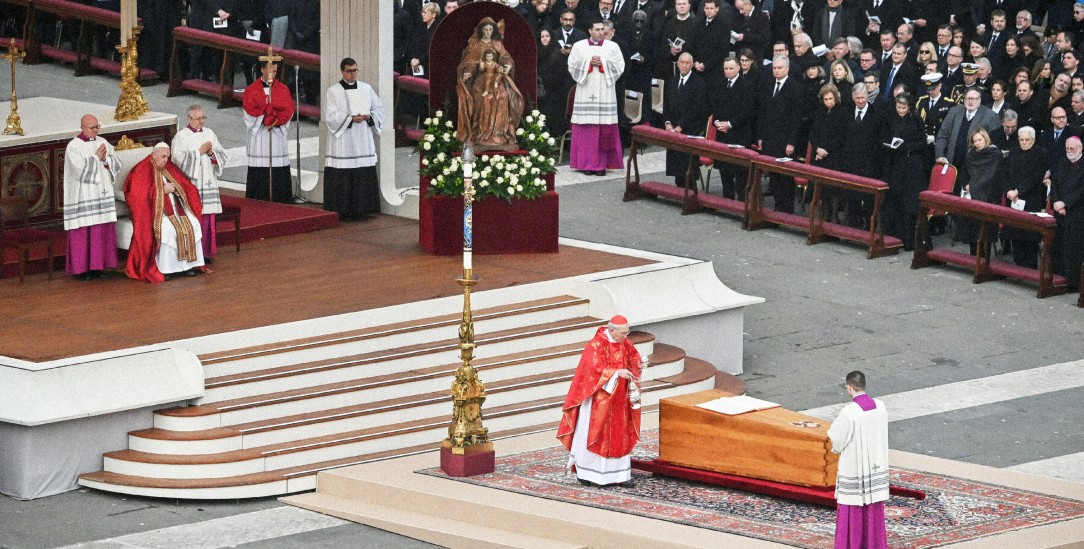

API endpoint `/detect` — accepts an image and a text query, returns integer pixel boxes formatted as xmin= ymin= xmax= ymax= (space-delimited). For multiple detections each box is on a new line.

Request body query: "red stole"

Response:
xmin=124 ymin=156 xmax=203 ymax=283
xmin=556 ymin=327 xmax=642 ymax=458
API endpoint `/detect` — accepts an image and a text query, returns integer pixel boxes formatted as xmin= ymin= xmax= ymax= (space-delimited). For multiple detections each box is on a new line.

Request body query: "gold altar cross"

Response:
xmin=258 ymin=45 xmax=284 ymax=76
xmin=2 ymin=38 xmax=26 ymax=135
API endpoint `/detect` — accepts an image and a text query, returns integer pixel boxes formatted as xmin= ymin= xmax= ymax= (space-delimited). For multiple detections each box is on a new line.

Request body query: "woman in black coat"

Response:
xmin=956 ymin=127 xmax=1003 ymax=255
xmin=805 ymin=83 xmax=848 ymax=215
xmin=999 ymin=127 xmax=1050 ymax=267
xmin=537 ymin=29 xmax=573 ymax=136
xmin=881 ymin=94 xmax=930 ymax=251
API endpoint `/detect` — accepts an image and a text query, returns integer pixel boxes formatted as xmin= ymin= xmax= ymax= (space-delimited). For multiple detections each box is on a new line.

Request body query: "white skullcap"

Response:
xmin=153 ymin=142 xmax=169 ymax=150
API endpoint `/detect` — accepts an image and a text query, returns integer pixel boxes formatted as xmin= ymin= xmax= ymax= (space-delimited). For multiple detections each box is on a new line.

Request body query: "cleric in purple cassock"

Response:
xmin=63 ymin=114 xmax=120 ymax=280
xmin=828 ymin=370 xmax=890 ymax=549
xmin=567 ymin=20 xmax=625 ymax=176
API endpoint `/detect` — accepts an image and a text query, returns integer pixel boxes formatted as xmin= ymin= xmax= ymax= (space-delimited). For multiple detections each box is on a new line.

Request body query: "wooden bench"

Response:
xmin=624 ymin=124 xmax=757 ymax=218
xmin=168 ymin=26 xmax=319 ymax=119
xmin=20 ymin=0 xmax=156 ymax=83
xmin=624 ymin=125 xmax=901 ymax=259
xmin=394 ymin=73 xmax=429 ymax=145
xmin=747 ymin=156 xmax=901 ymax=259
xmin=912 ymin=190 xmax=1066 ymax=298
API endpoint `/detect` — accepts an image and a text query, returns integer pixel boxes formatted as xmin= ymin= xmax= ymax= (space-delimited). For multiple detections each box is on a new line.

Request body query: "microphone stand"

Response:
xmin=292 ymin=64 xmax=310 ymax=203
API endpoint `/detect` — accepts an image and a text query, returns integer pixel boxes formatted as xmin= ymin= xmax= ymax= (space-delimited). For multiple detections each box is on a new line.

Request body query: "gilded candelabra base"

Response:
xmin=442 ymin=270 xmax=494 ymax=466
xmin=3 ymin=109 xmax=22 ymax=135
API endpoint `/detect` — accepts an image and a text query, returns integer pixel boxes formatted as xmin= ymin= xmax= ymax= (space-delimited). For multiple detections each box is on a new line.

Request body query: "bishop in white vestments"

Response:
xmin=324 ymin=58 xmax=384 ymax=219
xmin=567 ymin=20 xmax=625 ymax=176
xmin=172 ymin=105 xmax=227 ymax=260
xmin=63 ymin=114 xmax=120 ymax=280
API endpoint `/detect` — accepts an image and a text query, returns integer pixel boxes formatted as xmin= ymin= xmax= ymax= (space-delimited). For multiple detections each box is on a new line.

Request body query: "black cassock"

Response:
xmin=1050 ymin=156 xmax=1084 ymax=290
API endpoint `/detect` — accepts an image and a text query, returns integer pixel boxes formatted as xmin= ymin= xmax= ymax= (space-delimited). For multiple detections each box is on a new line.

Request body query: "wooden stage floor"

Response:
xmin=0 ymin=216 xmax=652 ymax=362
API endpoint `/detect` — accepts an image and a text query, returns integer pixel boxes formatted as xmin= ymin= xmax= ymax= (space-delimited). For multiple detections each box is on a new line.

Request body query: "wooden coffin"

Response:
xmin=658 ymin=389 xmax=839 ymax=488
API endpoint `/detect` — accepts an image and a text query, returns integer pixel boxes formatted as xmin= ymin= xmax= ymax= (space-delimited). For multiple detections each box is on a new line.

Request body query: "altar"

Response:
xmin=0 ymin=97 xmax=177 ymax=227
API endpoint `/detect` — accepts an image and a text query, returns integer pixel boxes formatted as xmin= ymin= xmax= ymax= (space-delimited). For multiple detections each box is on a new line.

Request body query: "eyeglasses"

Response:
xmin=920 ymin=50 xmax=932 ymax=54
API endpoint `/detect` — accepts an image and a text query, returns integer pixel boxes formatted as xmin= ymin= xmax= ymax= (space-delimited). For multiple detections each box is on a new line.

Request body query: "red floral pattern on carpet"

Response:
xmin=417 ymin=431 xmax=1084 ymax=548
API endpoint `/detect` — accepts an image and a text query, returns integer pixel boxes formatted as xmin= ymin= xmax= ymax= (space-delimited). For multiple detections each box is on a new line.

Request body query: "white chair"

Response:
xmin=624 ymin=90 xmax=644 ymax=125
xmin=112 ymin=146 xmax=154 ymax=250
xmin=651 ymin=78 xmax=665 ymax=115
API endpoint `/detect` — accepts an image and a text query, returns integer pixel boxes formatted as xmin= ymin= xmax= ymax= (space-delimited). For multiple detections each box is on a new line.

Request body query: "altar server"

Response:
xmin=172 ymin=105 xmax=227 ymax=260
xmin=828 ymin=370 xmax=890 ymax=549
xmin=63 ymin=114 xmax=120 ymax=280
xmin=324 ymin=57 xmax=384 ymax=220
xmin=557 ymin=315 xmax=643 ymax=486
xmin=567 ymin=19 xmax=625 ymax=176
xmin=242 ymin=61 xmax=295 ymax=203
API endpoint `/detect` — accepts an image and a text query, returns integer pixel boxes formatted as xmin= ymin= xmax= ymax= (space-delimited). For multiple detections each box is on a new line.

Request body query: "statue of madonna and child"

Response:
xmin=456 ymin=18 xmax=526 ymax=152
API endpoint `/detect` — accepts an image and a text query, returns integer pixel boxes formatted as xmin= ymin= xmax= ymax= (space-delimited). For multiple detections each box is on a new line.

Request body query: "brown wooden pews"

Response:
xmin=912 ymin=190 xmax=1066 ymax=298
xmin=624 ymin=124 xmax=902 ymax=259
xmin=168 ymin=27 xmax=319 ymax=119
xmin=20 ymin=0 xmax=156 ymax=82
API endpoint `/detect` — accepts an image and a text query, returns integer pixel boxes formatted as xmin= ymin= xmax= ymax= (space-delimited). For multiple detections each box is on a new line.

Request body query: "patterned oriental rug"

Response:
xmin=417 ymin=431 xmax=1084 ymax=549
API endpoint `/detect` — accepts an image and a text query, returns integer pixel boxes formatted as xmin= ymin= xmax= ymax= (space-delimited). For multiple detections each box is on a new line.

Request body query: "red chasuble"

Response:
xmin=557 ymin=327 xmax=643 ymax=458
xmin=242 ymin=78 xmax=296 ymax=127
xmin=124 ymin=156 xmax=203 ymax=283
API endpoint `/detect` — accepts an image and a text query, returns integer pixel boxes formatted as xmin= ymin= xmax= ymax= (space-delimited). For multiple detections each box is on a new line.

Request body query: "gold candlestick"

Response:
xmin=443 ymin=144 xmax=492 ymax=458
xmin=2 ymin=38 xmax=26 ymax=136
xmin=114 ymin=27 xmax=149 ymax=122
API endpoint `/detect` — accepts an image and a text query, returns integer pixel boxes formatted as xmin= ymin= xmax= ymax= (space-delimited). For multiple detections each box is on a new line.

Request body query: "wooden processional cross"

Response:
xmin=260 ymin=45 xmax=284 ymax=201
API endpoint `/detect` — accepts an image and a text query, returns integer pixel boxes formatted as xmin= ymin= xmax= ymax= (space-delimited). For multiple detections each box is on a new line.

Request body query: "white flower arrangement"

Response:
xmin=419 ymin=108 xmax=558 ymax=201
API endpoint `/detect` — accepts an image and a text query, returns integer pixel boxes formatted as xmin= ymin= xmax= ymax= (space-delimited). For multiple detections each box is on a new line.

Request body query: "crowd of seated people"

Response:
xmin=392 ymin=0 xmax=1084 ymax=287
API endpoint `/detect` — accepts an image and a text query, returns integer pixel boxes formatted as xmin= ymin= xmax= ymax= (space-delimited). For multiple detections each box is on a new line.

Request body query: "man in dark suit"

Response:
xmin=809 ymin=0 xmax=856 ymax=48
xmin=1012 ymin=79 xmax=1046 ymax=130
xmin=664 ymin=53 xmax=709 ymax=188
xmin=840 ymin=83 xmax=885 ymax=225
xmin=1068 ymin=90 xmax=1084 ymax=131
xmin=982 ymin=10 xmax=1010 ymax=67
xmin=758 ymin=55 xmax=805 ymax=213
xmin=1013 ymin=10 xmax=1039 ymax=42
xmin=859 ymin=0 xmax=903 ymax=50
xmin=690 ymin=0 xmax=731 ymax=97
xmin=1040 ymin=107 xmax=1077 ymax=162
xmin=880 ymin=43 xmax=919 ymax=101
xmin=712 ymin=58 xmax=757 ymax=199
xmin=555 ymin=0 xmax=591 ymax=31
xmin=733 ymin=0 xmax=770 ymax=58
xmin=941 ymin=46 xmax=965 ymax=90
xmin=557 ymin=9 xmax=589 ymax=50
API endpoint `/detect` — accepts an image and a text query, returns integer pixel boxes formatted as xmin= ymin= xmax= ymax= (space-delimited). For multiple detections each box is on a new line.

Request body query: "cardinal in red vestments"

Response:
xmin=557 ymin=315 xmax=643 ymax=486
xmin=124 ymin=143 xmax=205 ymax=283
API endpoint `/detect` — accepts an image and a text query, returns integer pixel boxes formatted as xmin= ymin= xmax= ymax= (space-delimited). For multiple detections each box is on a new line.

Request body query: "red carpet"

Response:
xmin=2 ymin=196 xmax=338 ymax=280
xmin=418 ymin=430 xmax=1084 ymax=549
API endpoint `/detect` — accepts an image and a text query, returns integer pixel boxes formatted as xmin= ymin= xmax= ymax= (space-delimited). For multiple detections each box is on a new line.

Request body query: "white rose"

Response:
xmin=443 ymin=167 xmax=451 ymax=176
xmin=482 ymin=155 xmax=490 ymax=162
xmin=547 ymin=138 xmax=555 ymax=146
xmin=497 ymin=176 xmax=505 ymax=183
xmin=435 ymin=110 xmax=443 ymax=118
xmin=529 ymin=149 xmax=538 ymax=157
xmin=539 ymin=114 xmax=546 ymax=122
xmin=435 ymin=175 xmax=444 ymax=183
xmin=480 ymin=180 xmax=489 ymax=187
xmin=531 ymin=109 xmax=540 ymax=117
xmin=526 ymin=115 xmax=534 ymax=124
xmin=508 ymin=186 xmax=516 ymax=194
xmin=446 ymin=121 xmax=453 ymax=128
xmin=423 ymin=142 xmax=432 ymax=150
xmin=443 ymin=134 xmax=450 ymax=142
xmin=527 ymin=133 xmax=536 ymax=140
xmin=516 ymin=184 xmax=523 ymax=191
xmin=421 ymin=158 xmax=429 ymax=166
xmin=425 ymin=134 xmax=435 ymax=142
xmin=436 ymin=152 xmax=446 ymax=161
xmin=541 ymin=132 xmax=550 ymax=139
xmin=424 ymin=118 xmax=432 ymax=126
xmin=516 ymin=128 xmax=524 ymax=136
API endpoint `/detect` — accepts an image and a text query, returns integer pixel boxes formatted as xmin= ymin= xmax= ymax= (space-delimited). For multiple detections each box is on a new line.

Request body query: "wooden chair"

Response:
xmin=558 ymin=87 xmax=576 ymax=165
xmin=217 ymin=204 xmax=242 ymax=253
xmin=624 ymin=90 xmax=644 ymax=125
xmin=1 ymin=196 xmax=59 ymax=284
xmin=700 ymin=116 xmax=717 ymax=191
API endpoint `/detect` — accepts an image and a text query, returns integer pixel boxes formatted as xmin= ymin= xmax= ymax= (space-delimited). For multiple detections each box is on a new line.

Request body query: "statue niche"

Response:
xmin=455 ymin=18 xmax=525 ymax=152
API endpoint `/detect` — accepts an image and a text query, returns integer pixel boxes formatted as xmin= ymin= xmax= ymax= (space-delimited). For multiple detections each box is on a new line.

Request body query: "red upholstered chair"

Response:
xmin=0 ymin=196 xmax=59 ymax=284
xmin=927 ymin=163 xmax=958 ymax=239
xmin=700 ymin=116 xmax=717 ymax=191
xmin=558 ymin=87 xmax=576 ymax=165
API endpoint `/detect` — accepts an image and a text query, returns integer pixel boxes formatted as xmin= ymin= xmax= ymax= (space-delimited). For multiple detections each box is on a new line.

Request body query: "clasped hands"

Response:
xmin=163 ymin=181 xmax=177 ymax=194
xmin=615 ymin=369 xmax=639 ymax=382
xmin=95 ymin=143 xmax=107 ymax=161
